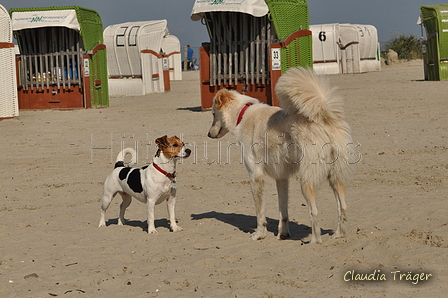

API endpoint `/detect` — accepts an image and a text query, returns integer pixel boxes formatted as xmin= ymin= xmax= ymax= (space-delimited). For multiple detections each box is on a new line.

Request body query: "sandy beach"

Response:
xmin=1 ymin=60 xmax=447 ymax=297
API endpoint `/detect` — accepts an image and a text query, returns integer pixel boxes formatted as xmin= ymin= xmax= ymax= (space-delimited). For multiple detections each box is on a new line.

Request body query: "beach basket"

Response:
xmin=104 ymin=20 xmax=174 ymax=96
xmin=10 ymin=6 xmax=108 ymax=108
xmin=193 ymin=0 xmax=312 ymax=109
xmin=420 ymin=5 xmax=448 ymax=80
xmin=0 ymin=4 xmax=18 ymax=118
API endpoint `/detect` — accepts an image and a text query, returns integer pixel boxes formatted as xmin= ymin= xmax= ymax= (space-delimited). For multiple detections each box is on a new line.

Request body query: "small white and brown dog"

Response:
xmin=99 ymin=135 xmax=191 ymax=234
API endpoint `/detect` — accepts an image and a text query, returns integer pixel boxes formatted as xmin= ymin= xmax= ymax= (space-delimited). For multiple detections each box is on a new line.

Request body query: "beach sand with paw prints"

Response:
xmin=0 ymin=61 xmax=446 ymax=297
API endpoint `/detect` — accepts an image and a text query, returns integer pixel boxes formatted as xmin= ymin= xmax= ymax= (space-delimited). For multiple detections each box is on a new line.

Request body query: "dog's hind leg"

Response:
xmin=118 ymin=193 xmax=132 ymax=226
xmin=276 ymin=179 xmax=291 ymax=240
xmin=99 ymin=191 xmax=116 ymax=227
xmin=250 ymin=175 xmax=267 ymax=240
xmin=301 ymin=182 xmax=322 ymax=244
xmin=330 ymin=182 xmax=347 ymax=239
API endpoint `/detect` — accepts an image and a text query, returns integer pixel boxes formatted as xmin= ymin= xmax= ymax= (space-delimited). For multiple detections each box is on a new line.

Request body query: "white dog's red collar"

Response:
xmin=236 ymin=102 xmax=253 ymax=126
xmin=153 ymin=163 xmax=176 ymax=179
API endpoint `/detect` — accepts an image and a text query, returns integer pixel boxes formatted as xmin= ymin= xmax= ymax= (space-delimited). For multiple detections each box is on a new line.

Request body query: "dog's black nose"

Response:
xmin=185 ymin=149 xmax=192 ymax=155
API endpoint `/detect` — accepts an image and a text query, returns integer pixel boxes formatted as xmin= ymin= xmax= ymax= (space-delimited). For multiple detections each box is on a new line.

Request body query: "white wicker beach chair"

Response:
xmin=0 ymin=4 xmax=19 ymax=119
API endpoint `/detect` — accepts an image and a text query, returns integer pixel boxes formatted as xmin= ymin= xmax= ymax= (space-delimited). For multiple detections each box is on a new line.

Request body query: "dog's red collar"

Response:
xmin=153 ymin=163 xmax=176 ymax=179
xmin=236 ymin=102 xmax=253 ymax=126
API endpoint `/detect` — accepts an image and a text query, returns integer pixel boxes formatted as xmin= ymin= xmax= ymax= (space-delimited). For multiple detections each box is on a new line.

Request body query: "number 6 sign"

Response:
xmin=319 ymin=31 xmax=326 ymax=42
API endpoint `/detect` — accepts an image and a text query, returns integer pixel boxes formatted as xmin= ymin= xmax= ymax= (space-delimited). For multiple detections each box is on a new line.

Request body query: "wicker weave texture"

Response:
xmin=0 ymin=4 xmax=11 ymax=41
xmin=421 ymin=5 xmax=448 ymax=80
xmin=141 ymin=52 xmax=165 ymax=94
xmin=0 ymin=47 xmax=19 ymax=118
xmin=162 ymin=35 xmax=182 ymax=81
xmin=265 ymin=0 xmax=312 ymax=72
xmin=90 ymin=47 xmax=109 ymax=107
xmin=266 ymin=0 xmax=309 ymax=37
xmin=0 ymin=4 xmax=18 ymax=118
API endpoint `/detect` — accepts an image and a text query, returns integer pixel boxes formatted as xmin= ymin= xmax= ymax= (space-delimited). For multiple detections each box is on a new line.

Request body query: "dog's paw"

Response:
xmin=98 ymin=222 xmax=106 ymax=228
xmin=148 ymin=228 xmax=158 ymax=234
xmin=310 ymin=236 xmax=323 ymax=244
xmin=171 ymin=226 xmax=184 ymax=232
xmin=250 ymin=230 xmax=267 ymax=240
xmin=277 ymin=233 xmax=291 ymax=240
xmin=331 ymin=232 xmax=345 ymax=239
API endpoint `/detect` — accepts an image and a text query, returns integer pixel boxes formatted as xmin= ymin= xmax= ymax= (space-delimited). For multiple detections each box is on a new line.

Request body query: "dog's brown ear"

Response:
xmin=214 ymin=89 xmax=232 ymax=110
xmin=156 ymin=135 xmax=169 ymax=148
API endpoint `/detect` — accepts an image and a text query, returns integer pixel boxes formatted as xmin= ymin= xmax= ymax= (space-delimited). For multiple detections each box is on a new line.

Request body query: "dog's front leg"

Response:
xmin=167 ymin=188 xmax=183 ymax=232
xmin=250 ymin=175 xmax=267 ymax=240
xmin=146 ymin=198 xmax=158 ymax=234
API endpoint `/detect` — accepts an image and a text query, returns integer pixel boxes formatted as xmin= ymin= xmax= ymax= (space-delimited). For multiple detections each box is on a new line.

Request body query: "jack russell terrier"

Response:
xmin=99 ymin=135 xmax=191 ymax=234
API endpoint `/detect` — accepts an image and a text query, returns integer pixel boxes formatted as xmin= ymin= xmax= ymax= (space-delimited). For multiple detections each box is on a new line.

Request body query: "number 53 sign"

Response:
xmin=271 ymin=48 xmax=281 ymax=70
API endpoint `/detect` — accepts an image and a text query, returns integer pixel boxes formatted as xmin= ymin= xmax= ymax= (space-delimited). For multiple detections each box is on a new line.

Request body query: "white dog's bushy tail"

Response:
xmin=115 ymin=147 xmax=137 ymax=167
xmin=276 ymin=67 xmax=356 ymax=185
xmin=275 ymin=67 xmax=345 ymax=124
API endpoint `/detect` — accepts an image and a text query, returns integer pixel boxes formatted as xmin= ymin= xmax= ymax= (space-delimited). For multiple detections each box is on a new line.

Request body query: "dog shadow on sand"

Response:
xmin=191 ymin=211 xmax=333 ymax=243
xmin=105 ymin=212 xmax=333 ymax=241
xmin=104 ymin=218 xmax=170 ymax=233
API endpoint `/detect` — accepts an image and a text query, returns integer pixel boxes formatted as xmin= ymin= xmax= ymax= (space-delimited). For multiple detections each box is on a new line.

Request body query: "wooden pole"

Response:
xmin=183 ymin=46 xmax=188 ymax=71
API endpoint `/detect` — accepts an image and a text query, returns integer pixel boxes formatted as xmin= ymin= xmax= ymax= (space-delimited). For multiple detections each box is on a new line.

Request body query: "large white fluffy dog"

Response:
xmin=207 ymin=67 xmax=355 ymax=244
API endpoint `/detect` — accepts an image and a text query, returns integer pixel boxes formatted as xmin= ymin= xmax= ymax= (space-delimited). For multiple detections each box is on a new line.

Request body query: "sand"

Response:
xmin=1 ymin=60 xmax=447 ymax=297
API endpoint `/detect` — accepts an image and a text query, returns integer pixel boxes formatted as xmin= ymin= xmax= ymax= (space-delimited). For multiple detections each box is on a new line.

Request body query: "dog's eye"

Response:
xmin=173 ymin=144 xmax=179 ymax=147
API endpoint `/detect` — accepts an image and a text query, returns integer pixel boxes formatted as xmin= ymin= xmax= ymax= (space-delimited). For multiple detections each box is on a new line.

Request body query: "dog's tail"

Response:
xmin=275 ymin=67 xmax=345 ymax=124
xmin=276 ymin=67 xmax=356 ymax=183
xmin=114 ymin=148 xmax=137 ymax=168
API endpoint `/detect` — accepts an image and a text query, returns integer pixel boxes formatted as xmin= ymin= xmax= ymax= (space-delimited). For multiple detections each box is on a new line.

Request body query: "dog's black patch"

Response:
xmin=127 ymin=169 xmax=143 ymax=193
xmin=141 ymin=165 xmax=148 ymax=170
xmin=119 ymin=167 xmax=132 ymax=180
xmin=114 ymin=161 xmax=125 ymax=168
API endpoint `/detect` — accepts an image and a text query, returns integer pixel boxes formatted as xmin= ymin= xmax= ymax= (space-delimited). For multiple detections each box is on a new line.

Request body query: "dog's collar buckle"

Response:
xmin=153 ymin=163 xmax=176 ymax=180
xmin=236 ymin=102 xmax=253 ymax=126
